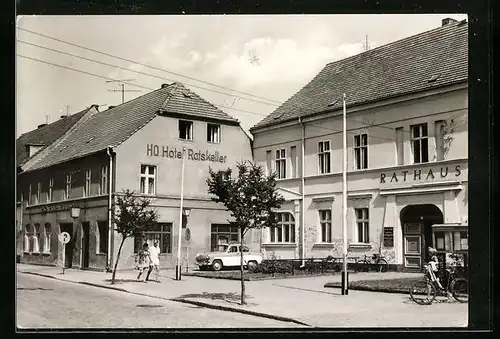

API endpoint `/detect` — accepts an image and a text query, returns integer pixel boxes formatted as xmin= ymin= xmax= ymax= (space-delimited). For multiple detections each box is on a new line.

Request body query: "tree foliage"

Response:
xmin=111 ymin=189 xmax=158 ymax=284
xmin=207 ymin=161 xmax=285 ymax=236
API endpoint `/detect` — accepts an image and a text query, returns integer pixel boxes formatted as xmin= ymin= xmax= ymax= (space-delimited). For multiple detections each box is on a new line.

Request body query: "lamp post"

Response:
xmin=176 ymin=148 xmax=187 ymax=281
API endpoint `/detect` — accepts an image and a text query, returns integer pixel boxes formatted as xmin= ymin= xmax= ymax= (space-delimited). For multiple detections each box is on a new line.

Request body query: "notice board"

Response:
xmin=383 ymin=227 xmax=394 ymax=247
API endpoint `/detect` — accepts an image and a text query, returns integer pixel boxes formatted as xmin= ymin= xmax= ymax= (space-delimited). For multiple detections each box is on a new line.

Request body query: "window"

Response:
xmin=28 ymin=184 xmax=32 ymax=206
xmin=140 ymin=165 xmax=156 ymax=195
xmin=435 ymin=230 xmax=468 ymax=251
xmin=35 ymin=182 xmax=41 ymax=204
xmin=396 ymin=127 xmax=404 ymax=165
xmin=354 ymin=134 xmax=368 ymax=170
xmin=270 ymin=212 xmax=295 ymax=243
xmin=355 ymin=208 xmax=369 ymax=243
xmin=24 ymin=224 xmax=31 ymax=252
xmin=100 ymin=165 xmax=108 ymax=195
xmin=318 ymin=141 xmax=331 ymax=174
xmin=211 ymin=224 xmax=239 ymax=251
xmin=275 ymin=149 xmax=286 ymax=179
xmin=84 ymin=169 xmax=91 ymax=197
xmin=179 ymin=120 xmax=193 ymax=140
xmin=410 ymin=123 xmax=429 ymax=163
xmin=33 ymin=224 xmax=41 ymax=253
xmin=48 ymin=178 xmax=54 ymax=202
xmin=65 ymin=174 xmax=72 ymax=200
xmin=134 ymin=223 xmax=172 ymax=254
xmin=319 ymin=210 xmax=332 ymax=243
xmin=435 ymin=120 xmax=446 ymax=161
xmin=266 ymin=150 xmax=272 ymax=176
xmin=43 ymin=224 xmax=51 ymax=253
xmin=96 ymin=222 xmax=108 ymax=254
xmin=290 ymin=146 xmax=297 ymax=178
xmin=207 ymin=123 xmax=221 ymax=143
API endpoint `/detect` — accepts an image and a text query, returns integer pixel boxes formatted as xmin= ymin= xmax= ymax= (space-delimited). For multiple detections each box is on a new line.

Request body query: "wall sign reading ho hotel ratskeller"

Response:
xmin=146 ymin=144 xmax=227 ymax=163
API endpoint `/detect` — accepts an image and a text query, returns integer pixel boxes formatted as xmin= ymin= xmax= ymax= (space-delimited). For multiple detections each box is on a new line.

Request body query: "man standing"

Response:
xmin=146 ymin=240 xmax=161 ymax=282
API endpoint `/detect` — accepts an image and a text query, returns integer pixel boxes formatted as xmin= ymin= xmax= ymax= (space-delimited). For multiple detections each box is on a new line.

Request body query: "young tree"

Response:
xmin=206 ymin=161 xmax=285 ymax=305
xmin=111 ymin=189 xmax=159 ymax=284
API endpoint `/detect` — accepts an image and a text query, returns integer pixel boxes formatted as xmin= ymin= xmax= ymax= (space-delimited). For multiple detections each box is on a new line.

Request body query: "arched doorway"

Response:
xmin=400 ymin=204 xmax=443 ymax=270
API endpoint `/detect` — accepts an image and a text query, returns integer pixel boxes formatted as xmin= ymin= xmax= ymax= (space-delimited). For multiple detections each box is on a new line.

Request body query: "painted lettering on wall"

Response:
xmin=146 ymin=144 xmax=227 ymax=163
xmin=40 ymin=202 xmax=85 ymax=213
xmin=380 ymin=165 xmax=461 ymax=184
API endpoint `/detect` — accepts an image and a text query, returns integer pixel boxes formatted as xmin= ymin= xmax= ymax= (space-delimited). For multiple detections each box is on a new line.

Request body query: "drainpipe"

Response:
xmin=299 ymin=117 xmax=306 ymax=267
xmin=106 ymin=146 xmax=114 ymax=273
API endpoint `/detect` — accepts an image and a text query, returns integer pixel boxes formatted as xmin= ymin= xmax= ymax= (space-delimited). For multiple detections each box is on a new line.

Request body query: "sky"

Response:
xmin=15 ymin=14 xmax=467 ymax=138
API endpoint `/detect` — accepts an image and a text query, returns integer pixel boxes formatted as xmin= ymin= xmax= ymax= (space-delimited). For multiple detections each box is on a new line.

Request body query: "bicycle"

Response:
xmin=357 ymin=253 xmax=388 ymax=273
xmin=409 ymin=263 xmax=468 ymax=305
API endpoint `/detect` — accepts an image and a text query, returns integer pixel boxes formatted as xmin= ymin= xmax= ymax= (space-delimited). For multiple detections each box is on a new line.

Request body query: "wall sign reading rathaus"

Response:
xmin=146 ymin=144 xmax=227 ymax=163
xmin=380 ymin=165 xmax=462 ymax=183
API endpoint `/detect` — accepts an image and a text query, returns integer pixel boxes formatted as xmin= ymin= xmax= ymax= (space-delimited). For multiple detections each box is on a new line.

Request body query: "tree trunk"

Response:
xmin=240 ymin=227 xmax=246 ymax=305
xmin=111 ymin=237 xmax=126 ymax=285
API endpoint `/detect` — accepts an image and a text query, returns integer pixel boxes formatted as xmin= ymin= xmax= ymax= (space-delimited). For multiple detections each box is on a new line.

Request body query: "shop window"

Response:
xmin=318 ymin=141 xmax=331 ymax=174
xmin=396 ymin=127 xmax=404 ymax=165
xmin=179 ymin=120 xmax=193 ymax=140
xmin=33 ymin=224 xmax=41 ymax=253
xmin=207 ymin=123 xmax=221 ymax=143
xmin=140 ymin=165 xmax=156 ymax=195
xmin=100 ymin=165 xmax=108 ymax=195
xmin=65 ymin=174 xmax=72 ymax=200
xmin=96 ymin=222 xmax=108 ymax=254
xmin=48 ymin=178 xmax=54 ymax=202
xmin=211 ymin=224 xmax=239 ymax=251
xmin=43 ymin=223 xmax=51 ymax=254
xmin=275 ymin=149 xmax=286 ymax=179
xmin=410 ymin=123 xmax=429 ymax=164
xmin=270 ymin=213 xmax=295 ymax=243
xmin=84 ymin=169 xmax=92 ymax=197
xmin=319 ymin=210 xmax=332 ymax=243
xmin=355 ymin=208 xmax=369 ymax=243
xmin=354 ymin=134 xmax=368 ymax=170
xmin=24 ymin=224 xmax=32 ymax=253
xmin=134 ymin=223 xmax=172 ymax=254
xmin=435 ymin=230 xmax=468 ymax=252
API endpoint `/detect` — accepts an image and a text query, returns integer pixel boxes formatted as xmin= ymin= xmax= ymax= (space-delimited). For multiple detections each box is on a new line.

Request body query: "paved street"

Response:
xmin=16 ymin=273 xmax=303 ymax=329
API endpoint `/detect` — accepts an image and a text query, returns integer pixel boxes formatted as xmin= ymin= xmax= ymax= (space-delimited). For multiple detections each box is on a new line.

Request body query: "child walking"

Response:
xmin=135 ymin=243 xmax=152 ymax=282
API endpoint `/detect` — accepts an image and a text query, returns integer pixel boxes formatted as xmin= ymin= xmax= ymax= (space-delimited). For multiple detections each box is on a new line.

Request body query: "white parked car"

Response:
xmin=195 ymin=243 xmax=263 ymax=271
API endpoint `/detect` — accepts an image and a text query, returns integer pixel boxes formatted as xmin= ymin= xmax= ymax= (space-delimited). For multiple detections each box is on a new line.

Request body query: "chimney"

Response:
xmin=37 ymin=123 xmax=47 ymax=129
xmin=108 ymin=105 xmax=116 ymax=109
xmin=90 ymin=104 xmax=99 ymax=111
xmin=442 ymin=18 xmax=458 ymax=26
xmin=60 ymin=115 xmax=67 ymax=119
xmin=161 ymin=83 xmax=169 ymax=88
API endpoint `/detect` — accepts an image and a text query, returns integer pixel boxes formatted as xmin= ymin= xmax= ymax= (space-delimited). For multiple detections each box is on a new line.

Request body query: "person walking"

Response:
xmin=135 ymin=243 xmax=152 ymax=283
xmin=146 ymin=240 xmax=161 ymax=282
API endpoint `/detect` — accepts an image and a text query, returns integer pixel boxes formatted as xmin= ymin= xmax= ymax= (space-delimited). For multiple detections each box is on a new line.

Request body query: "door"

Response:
xmin=403 ymin=222 xmax=423 ymax=269
xmin=60 ymin=223 xmax=74 ymax=268
xmin=81 ymin=222 xmax=90 ymax=269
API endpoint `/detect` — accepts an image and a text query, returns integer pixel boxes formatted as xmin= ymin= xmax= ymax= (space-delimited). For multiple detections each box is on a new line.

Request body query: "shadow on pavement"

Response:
xmin=178 ymin=292 xmax=256 ymax=306
xmin=104 ymin=278 xmax=143 ymax=284
xmin=17 ymin=287 xmax=54 ymax=291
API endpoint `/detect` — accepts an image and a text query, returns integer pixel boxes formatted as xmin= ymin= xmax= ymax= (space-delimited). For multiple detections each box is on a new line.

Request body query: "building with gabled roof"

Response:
xmin=251 ymin=18 xmax=468 ymax=271
xmin=18 ymin=82 xmax=253 ymax=271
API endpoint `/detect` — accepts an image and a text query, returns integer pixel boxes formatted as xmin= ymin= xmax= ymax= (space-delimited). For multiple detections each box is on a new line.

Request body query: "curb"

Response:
xmin=19 ymin=270 xmax=311 ymax=327
xmin=324 ymin=283 xmax=410 ymax=294
xmin=170 ymin=297 xmax=311 ymax=327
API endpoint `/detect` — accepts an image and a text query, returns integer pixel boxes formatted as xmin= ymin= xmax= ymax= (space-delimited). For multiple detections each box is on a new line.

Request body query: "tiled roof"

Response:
xmin=251 ymin=19 xmax=468 ymax=131
xmin=16 ymin=108 xmax=90 ymax=167
xmin=22 ymin=82 xmax=239 ymax=172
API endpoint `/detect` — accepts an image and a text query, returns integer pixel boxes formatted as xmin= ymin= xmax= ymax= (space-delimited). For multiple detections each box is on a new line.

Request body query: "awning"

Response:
xmin=431 ymin=223 xmax=468 ymax=231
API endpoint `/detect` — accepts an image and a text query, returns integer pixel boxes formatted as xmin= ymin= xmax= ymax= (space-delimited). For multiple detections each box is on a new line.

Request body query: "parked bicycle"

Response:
xmin=409 ymin=262 xmax=468 ymax=305
xmin=357 ymin=253 xmax=388 ymax=272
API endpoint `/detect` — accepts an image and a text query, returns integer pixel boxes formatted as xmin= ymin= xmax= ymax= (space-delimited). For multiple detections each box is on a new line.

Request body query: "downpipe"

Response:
xmin=299 ymin=117 xmax=306 ymax=268
xmin=106 ymin=146 xmax=114 ymax=273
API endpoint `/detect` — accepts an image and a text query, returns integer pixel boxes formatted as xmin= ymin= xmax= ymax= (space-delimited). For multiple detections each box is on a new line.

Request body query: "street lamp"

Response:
xmin=71 ymin=207 xmax=81 ymax=219
xmin=183 ymin=208 xmax=191 ymax=218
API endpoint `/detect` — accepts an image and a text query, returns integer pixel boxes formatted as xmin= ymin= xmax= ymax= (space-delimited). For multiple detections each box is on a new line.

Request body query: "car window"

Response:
xmin=229 ymin=246 xmax=238 ymax=253
xmin=242 ymin=246 xmax=250 ymax=252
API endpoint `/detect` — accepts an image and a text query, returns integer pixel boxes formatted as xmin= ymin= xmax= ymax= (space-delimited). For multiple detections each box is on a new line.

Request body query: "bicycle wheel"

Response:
xmin=376 ymin=258 xmax=388 ymax=272
xmin=450 ymin=278 xmax=468 ymax=303
xmin=409 ymin=280 xmax=436 ymax=305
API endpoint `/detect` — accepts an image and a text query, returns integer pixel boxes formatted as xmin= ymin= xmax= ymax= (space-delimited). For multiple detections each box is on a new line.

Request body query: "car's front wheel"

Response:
xmin=212 ymin=260 xmax=223 ymax=271
xmin=247 ymin=260 xmax=258 ymax=269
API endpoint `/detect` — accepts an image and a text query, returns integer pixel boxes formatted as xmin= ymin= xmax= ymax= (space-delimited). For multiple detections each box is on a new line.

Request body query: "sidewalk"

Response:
xmin=17 ymin=264 xmax=467 ymax=328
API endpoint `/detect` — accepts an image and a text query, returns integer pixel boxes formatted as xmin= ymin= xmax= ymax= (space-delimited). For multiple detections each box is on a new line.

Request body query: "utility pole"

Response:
xmin=342 ymin=93 xmax=349 ymax=296
xmin=106 ymin=79 xmax=141 ymax=104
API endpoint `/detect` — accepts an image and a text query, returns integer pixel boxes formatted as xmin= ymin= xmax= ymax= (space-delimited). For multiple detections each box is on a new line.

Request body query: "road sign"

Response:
xmin=59 ymin=232 xmax=71 ymax=244
xmin=185 ymin=228 xmax=191 ymax=242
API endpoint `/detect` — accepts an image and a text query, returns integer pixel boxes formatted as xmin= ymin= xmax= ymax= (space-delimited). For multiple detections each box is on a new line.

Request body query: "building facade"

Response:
xmin=18 ymin=83 xmax=253 ymax=271
xmin=250 ymin=18 xmax=468 ymax=270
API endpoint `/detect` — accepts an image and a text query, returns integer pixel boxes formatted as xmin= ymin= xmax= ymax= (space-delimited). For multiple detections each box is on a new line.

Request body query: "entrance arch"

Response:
xmin=400 ymin=204 xmax=443 ymax=270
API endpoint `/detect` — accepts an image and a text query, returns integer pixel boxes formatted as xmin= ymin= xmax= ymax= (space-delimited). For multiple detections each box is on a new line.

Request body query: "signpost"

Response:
xmin=185 ymin=228 xmax=191 ymax=273
xmin=58 ymin=232 xmax=71 ymax=274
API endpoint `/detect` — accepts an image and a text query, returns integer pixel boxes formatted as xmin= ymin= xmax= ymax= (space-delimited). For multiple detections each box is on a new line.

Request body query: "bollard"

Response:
xmin=341 ymin=270 xmax=349 ymax=295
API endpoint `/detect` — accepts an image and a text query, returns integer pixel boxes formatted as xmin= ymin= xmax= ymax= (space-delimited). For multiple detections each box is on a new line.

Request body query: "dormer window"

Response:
xmin=25 ymin=144 xmax=44 ymax=158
